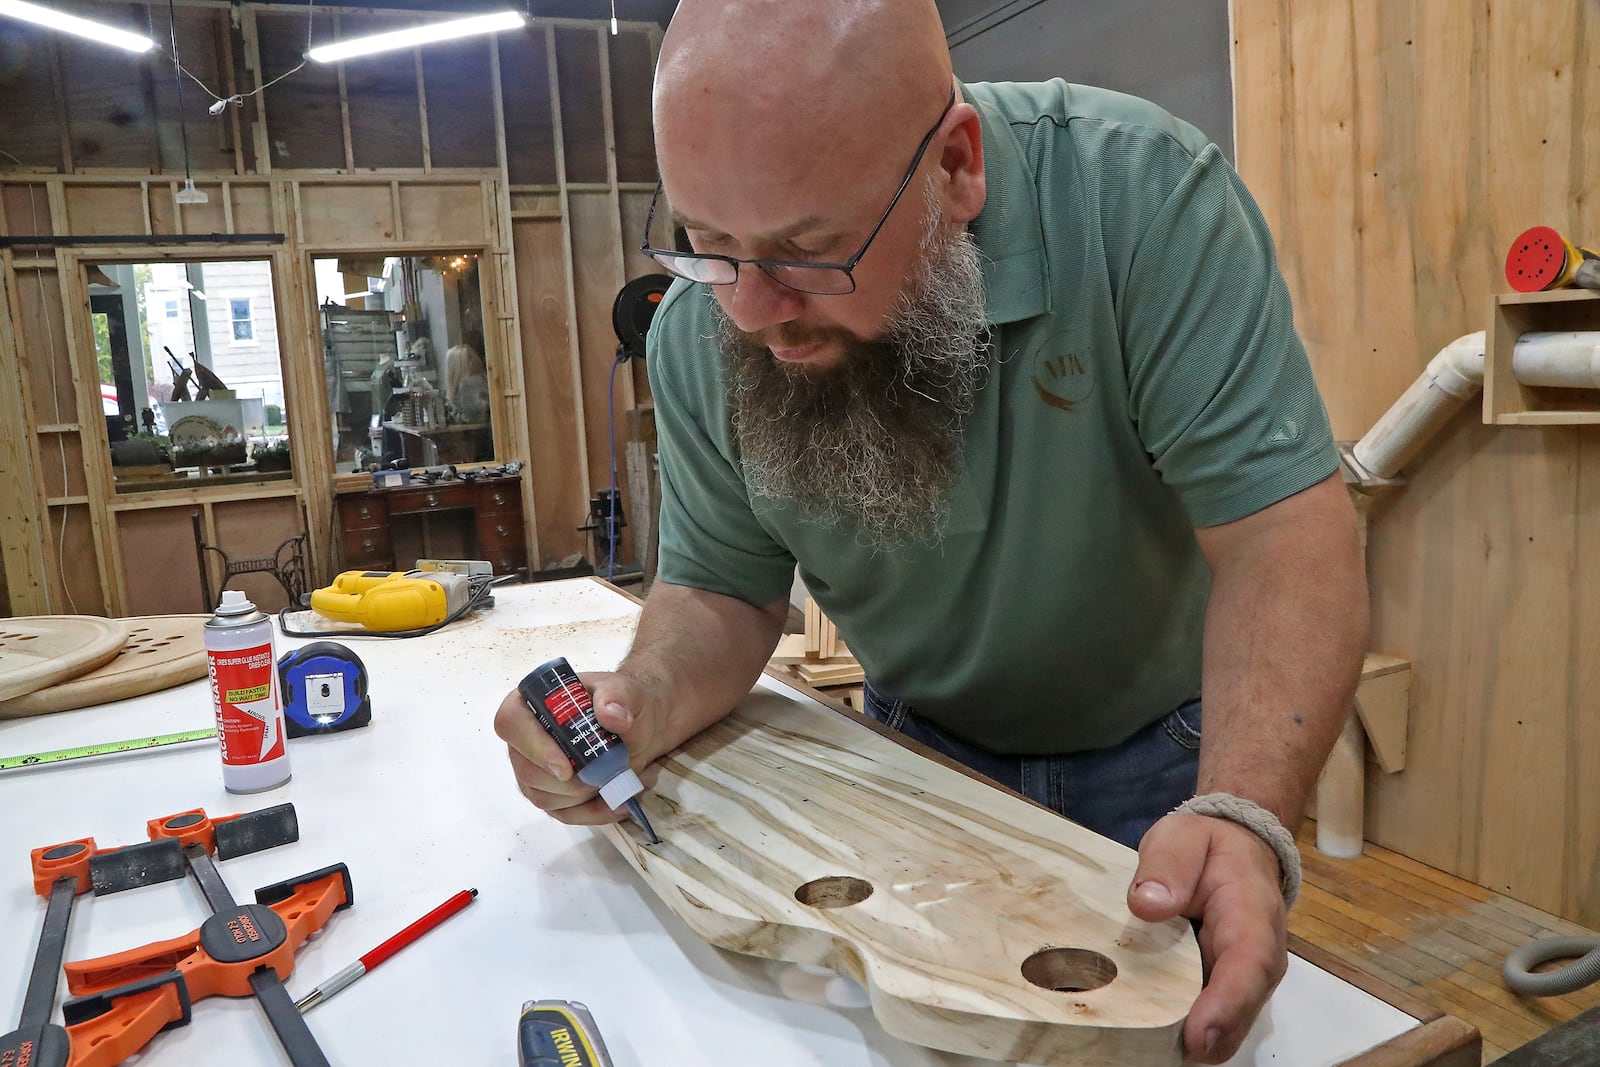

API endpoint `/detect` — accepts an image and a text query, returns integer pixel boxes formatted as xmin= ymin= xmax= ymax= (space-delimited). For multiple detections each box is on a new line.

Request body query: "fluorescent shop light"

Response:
xmin=307 ymin=11 xmax=525 ymax=63
xmin=0 ymin=0 xmax=154 ymax=52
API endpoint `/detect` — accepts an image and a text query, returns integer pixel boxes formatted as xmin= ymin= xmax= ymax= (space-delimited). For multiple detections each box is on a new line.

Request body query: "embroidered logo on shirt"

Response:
xmin=1032 ymin=348 xmax=1094 ymax=412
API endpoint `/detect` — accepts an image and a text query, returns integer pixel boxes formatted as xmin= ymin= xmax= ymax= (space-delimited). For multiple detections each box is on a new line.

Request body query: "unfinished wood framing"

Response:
xmin=486 ymin=42 xmax=540 ymax=549
xmin=543 ymin=20 xmax=597 ymax=558
xmin=0 ymin=248 xmax=52 ymax=613
xmin=0 ymin=4 xmax=664 ymax=610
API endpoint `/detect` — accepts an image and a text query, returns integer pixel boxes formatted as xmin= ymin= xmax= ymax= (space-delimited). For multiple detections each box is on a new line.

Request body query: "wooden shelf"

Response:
xmin=1494 ymin=410 xmax=1600 ymax=426
xmin=1484 ymin=288 xmax=1600 ymax=425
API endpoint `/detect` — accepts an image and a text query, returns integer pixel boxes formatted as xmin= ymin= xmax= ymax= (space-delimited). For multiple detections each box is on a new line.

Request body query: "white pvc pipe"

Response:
xmin=1316 ymin=708 xmax=1366 ymax=858
xmin=1350 ymin=332 xmax=1484 ymax=480
xmin=1352 ymin=329 xmax=1600 ymax=481
xmin=1512 ymin=331 xmax=1600 ymax=388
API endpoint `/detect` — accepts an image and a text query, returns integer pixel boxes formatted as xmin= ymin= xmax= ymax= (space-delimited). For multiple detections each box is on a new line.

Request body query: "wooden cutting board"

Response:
xmin=0 ymin=615 xmax=209 ymax=718
xmin=601 ymin=688 xmax=1202 ymax=1065
xmin=0 ymin=616 xmax=130 ymax=703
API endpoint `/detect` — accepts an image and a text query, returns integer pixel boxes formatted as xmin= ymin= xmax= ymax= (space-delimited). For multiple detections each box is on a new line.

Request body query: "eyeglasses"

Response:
xmin=640 ymin=88 xmax=957 ymax=297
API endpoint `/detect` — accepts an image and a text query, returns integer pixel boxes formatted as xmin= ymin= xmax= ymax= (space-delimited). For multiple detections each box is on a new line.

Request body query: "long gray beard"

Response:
xmin=713 ymin=202 xmax=989 ymax=550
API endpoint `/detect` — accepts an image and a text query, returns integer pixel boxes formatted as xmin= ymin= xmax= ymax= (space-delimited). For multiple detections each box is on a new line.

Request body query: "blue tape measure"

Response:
xmin=277 ymin=642 xmax=372 ymax=737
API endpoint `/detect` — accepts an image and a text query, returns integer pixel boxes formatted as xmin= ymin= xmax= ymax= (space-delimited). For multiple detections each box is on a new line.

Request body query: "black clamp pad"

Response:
xmin=61 ymin=969 xmax=192 ymax=1031
xmin=214 ymin=803 xmax=299 ymax=861
xmin=256 ymin=862 xmax=355 ymax=914
xmin=88 ymin=838 xmax=186 ymax=896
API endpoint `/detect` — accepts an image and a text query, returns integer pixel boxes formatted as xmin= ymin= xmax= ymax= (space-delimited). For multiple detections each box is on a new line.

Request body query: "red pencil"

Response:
xmin=295 ymin=888 xmax=478 ymax=1013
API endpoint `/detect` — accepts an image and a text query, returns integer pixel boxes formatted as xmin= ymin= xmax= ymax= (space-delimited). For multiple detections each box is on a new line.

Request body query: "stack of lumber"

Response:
xmin=769 ymin=599 xmax=865 ymax=708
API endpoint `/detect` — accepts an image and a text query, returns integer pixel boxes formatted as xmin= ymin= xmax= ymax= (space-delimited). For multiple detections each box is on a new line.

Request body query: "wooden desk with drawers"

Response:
xmin=335 ymin=474 xmax=526 ymax=575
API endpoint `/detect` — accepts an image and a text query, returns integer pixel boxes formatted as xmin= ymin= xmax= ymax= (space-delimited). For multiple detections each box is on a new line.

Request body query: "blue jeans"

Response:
xmin=863 ymin=680 xmax=1202 ymax=850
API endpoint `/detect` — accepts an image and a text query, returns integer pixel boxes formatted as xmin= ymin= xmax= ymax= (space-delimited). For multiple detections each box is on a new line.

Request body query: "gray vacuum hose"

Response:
xmin=1503 ymin=936 xmax=1600 ymax=996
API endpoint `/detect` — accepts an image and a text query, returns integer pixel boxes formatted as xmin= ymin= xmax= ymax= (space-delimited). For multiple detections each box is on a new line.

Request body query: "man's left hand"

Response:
xmin=1126 ymin=812 xmax=1288 ymax=1063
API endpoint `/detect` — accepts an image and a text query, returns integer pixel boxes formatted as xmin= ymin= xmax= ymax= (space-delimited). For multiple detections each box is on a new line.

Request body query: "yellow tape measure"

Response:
xmin=0 ymin=728 xmax=217 ymax=772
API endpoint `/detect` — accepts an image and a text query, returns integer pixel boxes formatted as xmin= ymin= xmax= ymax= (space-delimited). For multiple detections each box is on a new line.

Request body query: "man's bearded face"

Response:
xmin=713 ymin=189 xmax=989 ymax=549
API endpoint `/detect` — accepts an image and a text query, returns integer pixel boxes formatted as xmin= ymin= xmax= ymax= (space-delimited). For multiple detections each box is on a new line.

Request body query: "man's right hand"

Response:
xmin=494 ymin=670 xmax=662 ymax=827
xmin=495 ymin=583 xmax=788 ymax=825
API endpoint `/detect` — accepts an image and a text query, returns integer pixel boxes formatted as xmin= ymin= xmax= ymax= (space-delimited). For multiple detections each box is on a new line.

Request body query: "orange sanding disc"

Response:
xmin=1505 ymin=225 xmax=1570 ymax=292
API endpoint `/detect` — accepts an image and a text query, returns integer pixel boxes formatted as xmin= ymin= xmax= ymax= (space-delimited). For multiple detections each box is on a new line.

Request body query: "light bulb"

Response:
xmin=0 ymin=0 xmax=153 ymax=52
xmin=308 ymin=11 xmax=524 ymax=63
xmin=175 ymin=179 xmax=209 ymax=206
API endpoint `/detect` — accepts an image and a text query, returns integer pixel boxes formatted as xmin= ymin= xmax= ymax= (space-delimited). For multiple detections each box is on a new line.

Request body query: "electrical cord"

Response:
xmin=276 ymin=573 xmax=498 ymax=639
xmin=150 ymin=0 xmax=315 ymax=116
xmin=165 ymin=0 xmax=195 ymax=185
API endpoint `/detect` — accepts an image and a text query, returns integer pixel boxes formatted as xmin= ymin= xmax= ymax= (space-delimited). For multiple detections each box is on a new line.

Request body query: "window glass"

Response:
xmin=230 ymin=297 xmax=254 ymax=342
xmin=313 ymin=252 xmax=493 ymax=472
xmin=90 ymin=259 xmax=293 ymax=492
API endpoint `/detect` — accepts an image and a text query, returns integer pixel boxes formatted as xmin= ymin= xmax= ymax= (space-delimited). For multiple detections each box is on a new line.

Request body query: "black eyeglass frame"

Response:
xmin=639 ymin=87 xmax=959 ymax=296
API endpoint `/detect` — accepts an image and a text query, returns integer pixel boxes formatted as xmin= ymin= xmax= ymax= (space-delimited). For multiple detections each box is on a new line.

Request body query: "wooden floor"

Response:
xmin=1293 ymin=823 xmax=1600 ymax=1062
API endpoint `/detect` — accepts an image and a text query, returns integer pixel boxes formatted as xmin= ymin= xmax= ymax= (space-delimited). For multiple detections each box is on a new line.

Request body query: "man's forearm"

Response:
xmin=620 ymin=580 xmax=788 ymax=758
xmin=1195 ymin=475 xmax=1369 ymax=828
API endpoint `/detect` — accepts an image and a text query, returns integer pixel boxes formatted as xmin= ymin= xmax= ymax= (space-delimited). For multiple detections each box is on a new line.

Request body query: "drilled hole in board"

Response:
xmin=1020 ymin=947 xmax=1118 ymax=993
xmin=795 ymin=876 xmax=873 ymax=909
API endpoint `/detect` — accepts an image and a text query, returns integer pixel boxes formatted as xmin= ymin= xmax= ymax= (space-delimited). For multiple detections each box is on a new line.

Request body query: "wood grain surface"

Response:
xmin=0 ymin=615 xmax=209 ymax=718
xmin=1233 ymin=0 xmax=1600 ymax=925
xmin=601 ymin=688 xmax=1202 ymax=1065
xmin=0 ymin=616 xmax=129 ymax=702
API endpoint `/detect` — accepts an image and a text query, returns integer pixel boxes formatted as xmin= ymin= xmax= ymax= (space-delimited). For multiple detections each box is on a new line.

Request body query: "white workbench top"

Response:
xmin=0 ymin=579 xmax=1417 ymax=1065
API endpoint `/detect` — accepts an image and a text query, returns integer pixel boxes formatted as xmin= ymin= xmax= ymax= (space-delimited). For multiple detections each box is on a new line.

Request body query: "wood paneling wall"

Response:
xmin=1232 ymin=1 xmax=1600 ymax=923
xmin=0 ymin=2 xmax=663 ymax=614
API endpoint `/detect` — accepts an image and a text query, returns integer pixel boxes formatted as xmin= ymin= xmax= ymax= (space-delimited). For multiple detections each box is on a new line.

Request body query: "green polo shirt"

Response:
xmin=646 ymin=80 xmax=1338 ymax=754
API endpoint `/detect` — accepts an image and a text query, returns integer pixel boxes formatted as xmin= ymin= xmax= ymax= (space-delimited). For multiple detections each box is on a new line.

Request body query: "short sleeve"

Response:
xmin=1119 ymin=142 xmax=1338 ymax=527
xmin=647 ymin=286 xmax=797 ymax=606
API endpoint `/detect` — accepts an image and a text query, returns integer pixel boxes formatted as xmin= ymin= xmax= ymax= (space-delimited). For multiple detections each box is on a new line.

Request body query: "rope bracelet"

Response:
xmin=1171 ymin=792 xmax=1302 ymax=909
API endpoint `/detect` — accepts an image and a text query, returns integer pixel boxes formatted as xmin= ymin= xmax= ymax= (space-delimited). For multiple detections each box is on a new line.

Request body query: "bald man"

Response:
xmin=496 ymin=1 xmax=1367 ymax=1060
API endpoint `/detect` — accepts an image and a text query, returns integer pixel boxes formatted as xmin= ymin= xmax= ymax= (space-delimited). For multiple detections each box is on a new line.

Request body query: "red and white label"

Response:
xmin=541 ymin=679 xmax=593 ymax=726
xmin=206 ymin=643 xmax=286 ymax=766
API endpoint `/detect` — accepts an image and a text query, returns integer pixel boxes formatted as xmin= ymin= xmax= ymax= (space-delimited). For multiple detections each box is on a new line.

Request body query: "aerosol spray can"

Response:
xmin=517 ymin=657 xmax=659 ymax=843
xmin=204 ymin=589 xmax=292 ymax=793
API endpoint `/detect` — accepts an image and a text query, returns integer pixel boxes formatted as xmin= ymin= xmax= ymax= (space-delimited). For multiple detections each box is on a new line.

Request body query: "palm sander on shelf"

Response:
xmin=309 ymin=561 xmax=493 ymax=633
xmin=1505 ymin=225 xmax=1600 ymax=293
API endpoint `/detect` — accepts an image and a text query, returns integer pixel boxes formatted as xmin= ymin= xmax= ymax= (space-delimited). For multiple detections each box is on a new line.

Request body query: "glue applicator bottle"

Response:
xmin=517 ymin=657 xmax=660 ymax=844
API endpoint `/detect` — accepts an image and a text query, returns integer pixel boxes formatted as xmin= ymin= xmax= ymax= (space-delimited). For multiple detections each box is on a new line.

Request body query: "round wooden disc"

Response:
xmin=0 ymin=615 xmax=211 ymax=719
xmin=0 ymin=616 xmax=131 ymax=703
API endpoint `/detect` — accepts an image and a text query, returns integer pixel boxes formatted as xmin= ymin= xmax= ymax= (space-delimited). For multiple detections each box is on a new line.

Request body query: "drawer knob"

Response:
xmin=496 ymin=523 xmax=510 ymax=538
xmin=362 ymin=538 xmax=376 ymax=553
xmin=425 ymin=492 xmax=440 ymax=507
xmin=358 ymin=504 xmax=372 ymax=520
xmin=492 ymin=491 xmax=507 ymax=506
